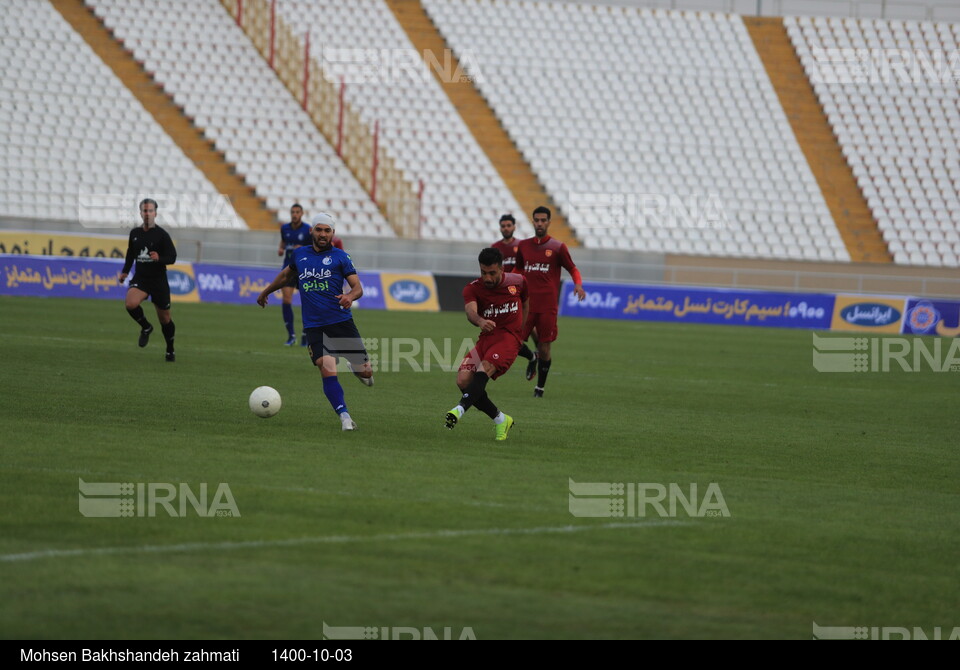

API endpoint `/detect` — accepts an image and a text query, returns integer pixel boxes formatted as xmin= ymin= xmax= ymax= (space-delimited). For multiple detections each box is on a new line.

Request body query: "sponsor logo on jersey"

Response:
xmin=300 ymin=267 xmax=333 ymax=281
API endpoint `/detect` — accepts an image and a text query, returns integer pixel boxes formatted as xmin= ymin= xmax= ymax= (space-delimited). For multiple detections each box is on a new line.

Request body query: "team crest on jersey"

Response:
xmin=545 ymin=249 xmax=553 ymax=257
xmin=508 ymin=285 xmax=517 ymax=295
xmin=513 ymin=246 xmax=518 ymax=252
xmin=322 ymin=256 xmax=332 ymax=265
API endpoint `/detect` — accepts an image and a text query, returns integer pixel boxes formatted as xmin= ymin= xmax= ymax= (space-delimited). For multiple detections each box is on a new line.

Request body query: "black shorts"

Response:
xmin=129 ymin=276 xmax=171 ymax=310
xmin=305 ymin=319 xmax=368 ymax=367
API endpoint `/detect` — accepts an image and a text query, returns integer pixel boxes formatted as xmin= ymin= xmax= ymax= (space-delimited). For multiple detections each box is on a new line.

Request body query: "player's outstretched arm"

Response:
xmin=257 ymin=266 xmax=295 ymax=307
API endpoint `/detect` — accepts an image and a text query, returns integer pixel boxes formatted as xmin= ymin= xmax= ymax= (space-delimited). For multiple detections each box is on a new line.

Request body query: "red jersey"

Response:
xmin=333 ymin=237 xmax=344 ymax=250
xmin=515 ymin=235 xmax=577 ymax=311
xmin=491 ymin=238 xmax=520 ymax=273
xmin=462 ymin=272 xmax=528 ymax=341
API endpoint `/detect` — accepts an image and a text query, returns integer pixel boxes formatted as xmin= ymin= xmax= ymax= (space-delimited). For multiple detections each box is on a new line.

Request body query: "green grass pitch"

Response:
xmin=1 ymin=295 xmax=958 ymax=639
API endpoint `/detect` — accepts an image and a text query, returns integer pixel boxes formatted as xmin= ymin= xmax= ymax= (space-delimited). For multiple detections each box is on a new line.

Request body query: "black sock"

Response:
xmin=518 ymin=343 xmax=534 ymax=361
xmin=537 ymin=358 xmax=552 ymax=388
xmin=459 ymin=372 xmax=490 ymax=412
xmin=126 ymin=306 xmax=151 ymax=330
xmin=472 ymin=391 xmax=499 ymax=420
xmin=161 ymin=321 xmax=175 ymax=353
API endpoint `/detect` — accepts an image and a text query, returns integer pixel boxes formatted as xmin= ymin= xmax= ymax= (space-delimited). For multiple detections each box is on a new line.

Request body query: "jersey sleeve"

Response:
xmin=121 ymin=229 xmax=136 ymax=274
xmin=558 ymin=243 xmax=576 ymax=274
xmin=462 ymin=282 xmax=477 ymax=305
xmin=519 ymin=276 xmax=529 ymax=302
xmin=340 ymin=251 xmax=357 ymax=277
xmin=158 ymin=230 xmax=177 ymax=265
xmin=288 ymin=250 xmax=299 ymax=275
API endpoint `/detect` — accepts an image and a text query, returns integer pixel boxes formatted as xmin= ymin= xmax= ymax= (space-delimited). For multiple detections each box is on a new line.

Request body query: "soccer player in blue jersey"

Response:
xmin=277 ymin=203 xmax=313 ymax=346
xmin=258 ymin=213 xmax=373 ymax=431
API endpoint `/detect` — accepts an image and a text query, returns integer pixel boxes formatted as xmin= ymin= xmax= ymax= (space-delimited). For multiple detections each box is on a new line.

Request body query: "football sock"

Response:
xmin=518 ymin=344 xmax=534 ymax=361
xmin=126 ymin=306 xmax=151 ymax=330
xmin=322 ymin=376 xmax=347 ymax=415
xmin=537 ymin=358 xmax=552 ymax=388
xmin=282 ymin=303 xmax=295 ymax=337
xmin=493 ymin=411 xmax=506 ymax=425
xmin=459 ymin=372 xmax=490 ymax=412
xmin=472 ymin=391 xmax=499 ymax=420
xmin=161 ymin=321 xmax=175 ymax=353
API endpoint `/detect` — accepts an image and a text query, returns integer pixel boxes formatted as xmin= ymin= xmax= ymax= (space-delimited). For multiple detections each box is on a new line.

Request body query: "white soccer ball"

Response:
xmin=249 ymin=386 xmax=281 ymax=418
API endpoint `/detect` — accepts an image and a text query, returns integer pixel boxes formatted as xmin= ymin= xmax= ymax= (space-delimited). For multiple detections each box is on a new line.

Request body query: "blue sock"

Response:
xmin=322 ymin=376 xmax=347 ymax=415
xmin=282 ymin=303 xmax=294 ymax=337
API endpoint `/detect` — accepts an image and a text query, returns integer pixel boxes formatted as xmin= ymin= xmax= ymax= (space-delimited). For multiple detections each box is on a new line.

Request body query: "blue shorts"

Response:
xmin=304 ymin=319 xmax=368 ymax=367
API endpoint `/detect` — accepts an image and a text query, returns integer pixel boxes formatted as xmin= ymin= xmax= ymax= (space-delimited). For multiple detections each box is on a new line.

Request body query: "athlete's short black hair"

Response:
xmin=291 ymin=203 xmax=303 ymax=211
xmin=139 ymin=198 xmax=158 ymax=210
xmin=478 ymin=247 xmax=503 ymax=267
xmin=532 ymin=205 xmax=551 ymax=220
xmin=499 ymin=213 xmax=516 ymax=224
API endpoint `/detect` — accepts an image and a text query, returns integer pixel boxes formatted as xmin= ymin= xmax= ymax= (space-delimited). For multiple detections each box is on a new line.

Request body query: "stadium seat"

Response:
xmin=0 ymin=0 xmax=244 ymax=228
xmin=423 ymin=0 xmax=850 ymax=260
xmin=788 ymin=14 xmax=960 ymax=266
xmin=87 ymin=0 xmax=393 ymax=234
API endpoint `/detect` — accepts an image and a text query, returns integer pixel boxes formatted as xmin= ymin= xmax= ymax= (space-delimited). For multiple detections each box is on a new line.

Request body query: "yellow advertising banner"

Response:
xmin=166 ymin=263 xmax=201 ymax=303
xmin=380 ymin=272 xmax=440 ymax=312
xmin=830 ymin=295 xmax=906 ymax=333
xmin=0 ymin=231 xmax=128 ymax=259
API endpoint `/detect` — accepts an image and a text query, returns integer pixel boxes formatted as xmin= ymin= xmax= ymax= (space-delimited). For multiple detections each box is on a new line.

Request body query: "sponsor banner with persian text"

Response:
xmin=194 ymin=263 xmax=297 ymax=306
xmin=901 ymin=298 xmax=960 ymax=337
xmin=167 ymin=264 xmax=200 ymax=303
xmin=380 ymin=272 xmax=440 ymax=312
xmin=0 ymin=255 xmax=387 ymax=310
xmin=1 ymin=254 xmax=127 ymax=299
xmin=560 ymin=281 xmax=835 ymax=329
xmin=193 ymin=263 xmax=385 ymax=309
xmin=830 ymin=295 xmax=906 ymax=333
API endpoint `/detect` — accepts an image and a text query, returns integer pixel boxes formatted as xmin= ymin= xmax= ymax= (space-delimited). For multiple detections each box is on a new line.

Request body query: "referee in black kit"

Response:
xmin=118 ymin=198 xmax=178 ymax=362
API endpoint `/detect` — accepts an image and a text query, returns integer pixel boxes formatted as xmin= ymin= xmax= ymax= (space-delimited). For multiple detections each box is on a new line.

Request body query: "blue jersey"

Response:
xmin=280 ymin=222 xmax=312 ymax=267
xmin=290 ymin=245 xmax=358 ymax=327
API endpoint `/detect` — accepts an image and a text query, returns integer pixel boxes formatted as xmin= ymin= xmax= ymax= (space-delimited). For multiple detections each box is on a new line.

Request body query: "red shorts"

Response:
xmin=522 ymin=311 xmax=558 ymax=343
xmin=458 ymin=331 xmax=521 ymax=380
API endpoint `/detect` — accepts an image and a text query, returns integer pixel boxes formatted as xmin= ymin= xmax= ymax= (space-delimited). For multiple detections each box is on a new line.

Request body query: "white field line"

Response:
xmin=1 ymin=520 xmax=687 ymax=563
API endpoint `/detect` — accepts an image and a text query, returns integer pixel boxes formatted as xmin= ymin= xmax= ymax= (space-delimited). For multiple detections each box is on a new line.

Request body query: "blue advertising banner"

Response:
xmin=1 ymin=254 xmax=126 ymax=300
xmin=560 ymin=281 xmax=835 ymax=330
xmin=194 ymin=263 xmax=296 ymax=306
xmin=901 ymin=298 xmax=960 ymax=337
xmin=1 ymin=256 xmax=387 ymax=310
xmin=193 ymin=264 xmax=385 ymax=309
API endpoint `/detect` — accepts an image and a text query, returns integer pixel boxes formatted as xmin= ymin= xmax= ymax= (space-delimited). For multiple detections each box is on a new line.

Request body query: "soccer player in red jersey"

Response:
xmin=491 ymin=213 xmax=519 ymax=273
xmin=492 ymin=213 xmax=540 ymax=375
xmin=445 ymin=247 xmax=529 ymax=441
xmin=514 ymin=206 xmax=586 ymax=398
